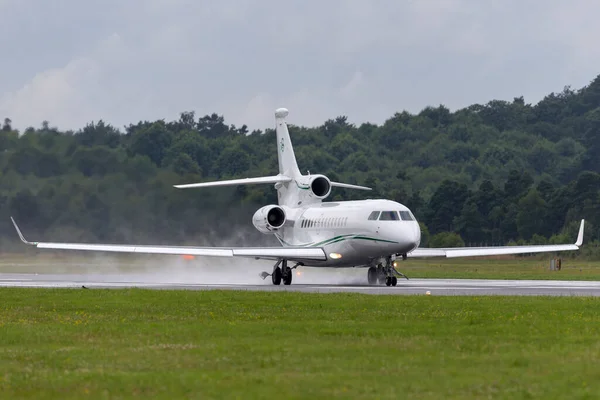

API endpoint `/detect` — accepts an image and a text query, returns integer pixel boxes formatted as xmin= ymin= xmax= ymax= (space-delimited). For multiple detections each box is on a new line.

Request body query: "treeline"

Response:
xmin=0 ymin=74 xmax=600 ymax=252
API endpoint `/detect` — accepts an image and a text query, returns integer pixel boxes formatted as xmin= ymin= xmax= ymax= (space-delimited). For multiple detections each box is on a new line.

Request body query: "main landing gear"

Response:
xmin=367 ymin=255 xmax=409 ymax=286
xmin=260 ymin=260 xmax=302 ymax=285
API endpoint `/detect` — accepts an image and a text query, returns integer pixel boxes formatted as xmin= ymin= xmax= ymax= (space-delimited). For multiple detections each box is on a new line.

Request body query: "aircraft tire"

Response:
xmin=272 ymin=267 xmax=282 ymax=285
xmin=385 ymin=276 xmax=392 ymax=286
xmin=391 ymin=276 xmax=397 ymax=286
xmin=367 ymin=267 xmax=378 ymax=285
xmin=282 ymin=267 xmax=292 ymax=285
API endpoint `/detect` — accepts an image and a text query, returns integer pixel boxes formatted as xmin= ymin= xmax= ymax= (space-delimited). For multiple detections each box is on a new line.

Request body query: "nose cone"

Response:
xmin=381 ymin=222 xmax=420 ymax=251
xmin=412 ymin=222 xmax=421 ymax=248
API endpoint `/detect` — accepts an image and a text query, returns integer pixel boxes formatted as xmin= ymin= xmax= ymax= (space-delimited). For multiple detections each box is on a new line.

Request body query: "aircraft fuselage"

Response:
xmin=272 ymin=199 xmax=421 ymax=267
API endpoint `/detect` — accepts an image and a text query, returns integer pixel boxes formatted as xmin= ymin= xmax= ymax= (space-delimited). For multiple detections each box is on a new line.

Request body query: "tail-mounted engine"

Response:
xmin=252 ymin=205 xmax=287 ymax=234
xmin=306 ymin=174 xmax=331 ymax=199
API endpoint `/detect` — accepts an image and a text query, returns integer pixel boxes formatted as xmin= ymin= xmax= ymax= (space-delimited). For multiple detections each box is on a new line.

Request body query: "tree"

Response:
xmin=76 ymin=120 xmax=121 ymax=148
xmin=426 ymin=180 xmax=470 ymax=234
xmin=2 ymin=117 xmax=12 ymax=132
xmin=429 ymin=232 xmax=465 ymax=248
xmin=128 ymin=121 xmax=173 ymax=166
xmin=454 ymin=199 xmax=485 ymax=244
xmin=504 ymin=170 xmax=533 ymax=200
xmin=516 ymin=189 xmax=548 ymax=240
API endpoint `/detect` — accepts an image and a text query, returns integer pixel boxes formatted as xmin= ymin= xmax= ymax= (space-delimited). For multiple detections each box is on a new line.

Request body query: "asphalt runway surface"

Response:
xmin=2 ymin=272 xmax=600 ymax=296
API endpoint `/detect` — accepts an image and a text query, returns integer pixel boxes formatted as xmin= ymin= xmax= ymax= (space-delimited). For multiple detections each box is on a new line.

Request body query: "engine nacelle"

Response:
xmin=308 ymin=174 xmax=331 ymax=199
xmin=252 ymin=205 xmax=287 ymax=234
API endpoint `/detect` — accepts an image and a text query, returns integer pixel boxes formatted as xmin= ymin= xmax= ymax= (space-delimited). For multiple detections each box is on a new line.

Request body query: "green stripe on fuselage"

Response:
xmin=275 ymin=233 xmax=398 ymax=247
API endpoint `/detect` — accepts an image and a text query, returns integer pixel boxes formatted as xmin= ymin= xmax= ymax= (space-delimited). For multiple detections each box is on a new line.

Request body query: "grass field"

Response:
xmin=399 ymin=257 xmax=600 ymax=280
xmin=1 ymin=288 xmax=600 ymax=399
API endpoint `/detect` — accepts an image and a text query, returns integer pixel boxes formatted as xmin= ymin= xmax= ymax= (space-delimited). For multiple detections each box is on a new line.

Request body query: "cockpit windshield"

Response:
xmin=368 ymin=210 xmax=416 ymax=221
xmin=379 ymin=211 xmax=400 ymax=220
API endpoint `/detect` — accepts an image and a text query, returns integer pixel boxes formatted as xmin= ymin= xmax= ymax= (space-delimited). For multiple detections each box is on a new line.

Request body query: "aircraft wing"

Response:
xmin=10 ymin=218 xmax=326 ymax=262
xmin=409 ymin=219 xmax=584 ymax=258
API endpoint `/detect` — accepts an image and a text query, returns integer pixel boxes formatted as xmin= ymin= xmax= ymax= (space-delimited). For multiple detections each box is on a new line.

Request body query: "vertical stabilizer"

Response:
xmin=275 ymin=108 xmax=301 ymax=178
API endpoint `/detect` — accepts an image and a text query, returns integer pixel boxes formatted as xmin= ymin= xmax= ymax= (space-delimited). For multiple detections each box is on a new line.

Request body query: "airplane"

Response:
xmin=10 ymin=107 xmax=585 ymax=286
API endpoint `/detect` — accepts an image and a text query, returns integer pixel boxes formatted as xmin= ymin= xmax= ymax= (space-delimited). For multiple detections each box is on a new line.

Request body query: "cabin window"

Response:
xmin=379 ymin=211 xmax=400 ymax=221
xmin=399 ymin=211 xmax=414 ymax=221
xmin=368 ymin=211 xmax=380 ymax=220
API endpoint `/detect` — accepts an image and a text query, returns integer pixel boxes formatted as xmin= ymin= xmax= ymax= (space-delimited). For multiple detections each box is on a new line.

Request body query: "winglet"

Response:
xmin=576 ymin=219 xmax=585 ymax=247
xmin=10 ymin=217 xmax=37 ymax=246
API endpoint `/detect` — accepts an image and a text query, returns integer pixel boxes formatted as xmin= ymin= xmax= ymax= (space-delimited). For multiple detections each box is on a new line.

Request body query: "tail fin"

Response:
xmin=275 ymin=108 xmax=301 ymax=178
xmin=174 ymin=108 xmax=370 ymax=205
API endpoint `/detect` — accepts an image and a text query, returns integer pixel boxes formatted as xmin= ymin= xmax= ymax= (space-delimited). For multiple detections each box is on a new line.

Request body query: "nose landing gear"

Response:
xmin=367 ymin=255 xmax=409 ymax=286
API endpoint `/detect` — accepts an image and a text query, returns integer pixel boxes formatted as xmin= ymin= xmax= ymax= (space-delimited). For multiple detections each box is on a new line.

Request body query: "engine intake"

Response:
xmin=252 ymin=205 xmax=286 ymax=234
xmin=309 ymin=175 xmax=331 ymax=199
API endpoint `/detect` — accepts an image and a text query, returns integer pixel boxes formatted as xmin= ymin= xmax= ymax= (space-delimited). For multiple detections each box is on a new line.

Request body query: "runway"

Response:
xmin=1 ymin=273 xmax=600 ymax=296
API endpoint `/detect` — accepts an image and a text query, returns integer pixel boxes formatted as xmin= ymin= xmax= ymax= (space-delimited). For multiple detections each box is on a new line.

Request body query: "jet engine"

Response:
xmin=252 ymin=205 xmax=287 ymax=234
xmin=308 ymin=174 xmax=331 ymax=199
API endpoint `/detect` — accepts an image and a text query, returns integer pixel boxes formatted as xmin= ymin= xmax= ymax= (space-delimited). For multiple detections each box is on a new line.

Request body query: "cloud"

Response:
xmin=0 ymin=57 xmax=101 ymax=129
xmin=1 ymin=0 xmax=599 ymax=132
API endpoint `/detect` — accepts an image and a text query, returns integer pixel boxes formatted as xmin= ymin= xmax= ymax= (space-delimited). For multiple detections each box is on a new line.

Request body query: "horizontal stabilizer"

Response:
xmin=174 ymin=175 xmax=292 ymax=189
xmin=330 ymin=181 xmax=372 ymax=191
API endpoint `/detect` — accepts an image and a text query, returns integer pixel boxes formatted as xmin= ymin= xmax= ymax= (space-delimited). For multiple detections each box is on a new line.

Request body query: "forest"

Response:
xmin=1 ymin=74 xmax=600 ymax=253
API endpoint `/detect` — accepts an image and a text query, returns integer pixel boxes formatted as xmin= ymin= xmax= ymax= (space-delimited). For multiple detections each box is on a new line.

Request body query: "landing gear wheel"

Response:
xmin=367 ymin=267 xmax=378 ymax=285
xmin=283 ymin=266 xmax=292 ymax=285
xmin=272 ymin=267 xmax=282 ymax=285
xmin=377 ymin=266 xmax=386 ymax=285
xmin=385 ymin=276 xmax=392 ymax=286
xmin=391 ymin=276 xmax=397 ymax=286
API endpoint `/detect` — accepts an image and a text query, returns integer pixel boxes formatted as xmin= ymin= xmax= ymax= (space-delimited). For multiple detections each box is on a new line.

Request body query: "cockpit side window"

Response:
xmin=379 ymin=211 xmax=400 ymax=221
xmin=399 ymin=211 xmax=415 ymax=221
xmin=400 ymin=211 xmax=415 ymax=221
xmin=368 ymin=211 xmax=380 ymax=220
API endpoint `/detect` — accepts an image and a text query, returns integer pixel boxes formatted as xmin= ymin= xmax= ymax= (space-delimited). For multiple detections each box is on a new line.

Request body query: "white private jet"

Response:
xmin=11 ymin=108 xmax=585 ymax=286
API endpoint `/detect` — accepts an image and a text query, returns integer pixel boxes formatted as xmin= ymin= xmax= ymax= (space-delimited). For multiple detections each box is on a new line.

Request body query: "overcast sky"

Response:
xmin=1 ymin=0 xmax=599 ymax=132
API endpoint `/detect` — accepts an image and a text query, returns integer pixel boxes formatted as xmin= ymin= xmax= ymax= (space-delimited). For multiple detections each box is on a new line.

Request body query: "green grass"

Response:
xmin=400 ymin=257 xmax=600 ymax=280
xmin=1 ymin=289 xmax=600 ymax=399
